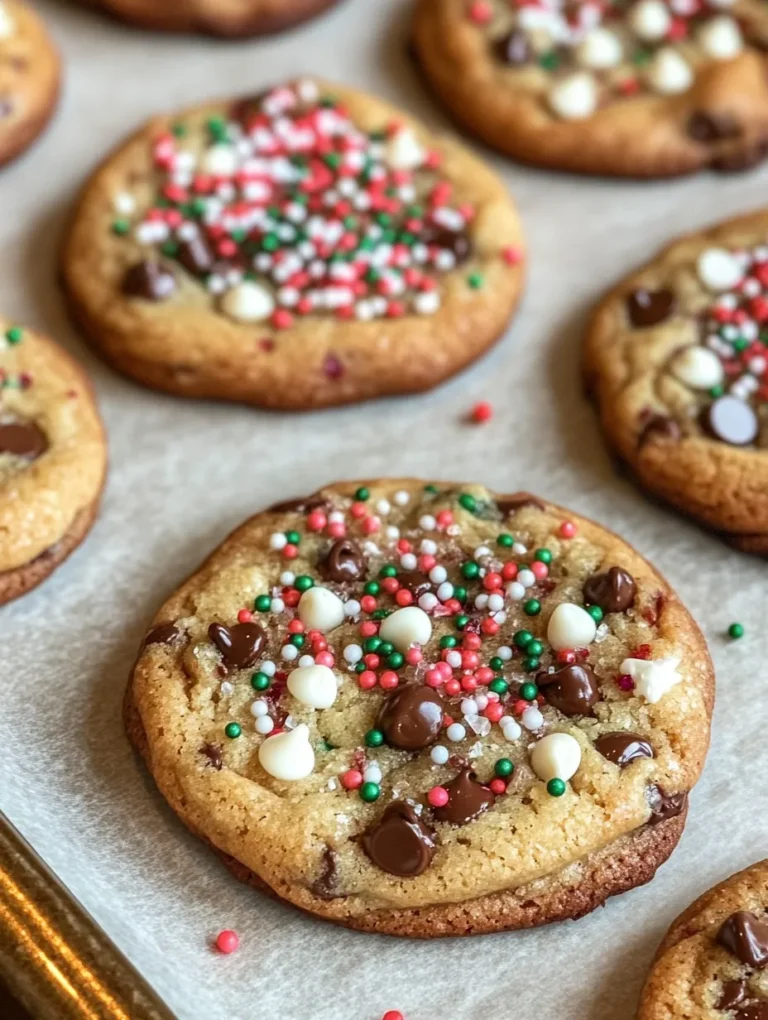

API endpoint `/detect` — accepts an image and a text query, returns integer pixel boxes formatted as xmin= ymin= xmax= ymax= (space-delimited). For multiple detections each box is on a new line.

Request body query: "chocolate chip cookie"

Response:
xmin=78 ymin=0 xmax=343 ymax=36
xmin=412 ymin=0 xmax=768 ymax=177
xmin=126 ymin=480 xmax=713 ymax=936
xmin=585 ymin=209 xmax=768 ymax=555
xmin=0 ymin=320 xmax=106 ymax=604
xmin=0 ymin=0 xmax=60 ymax=169
xmin=639 ymin=859 xmax=768 ymax=1019
xmin=61 ymin=79 xmax=524 ymax=410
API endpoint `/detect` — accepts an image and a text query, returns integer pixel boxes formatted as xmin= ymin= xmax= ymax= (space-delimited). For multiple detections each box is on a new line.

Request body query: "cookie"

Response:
xmin=638 ymin=859 xmax=768 ymax=1019
xmin=585 ymin=209 xmax=768 ymax=555
xmin=127 ymin=480 xmax=713 ymax=937
xmin=0 ymin=320 xmax=107 ymax=604
xmin=78 ymin=0 xmax=344 ymax=37
xmin=412 ymin=0 xmax=768 ymax=178
xmin=60 ymin=78 xmax=524 ymax=410
xmin=0 ymin=1 xmax=60 ymax=169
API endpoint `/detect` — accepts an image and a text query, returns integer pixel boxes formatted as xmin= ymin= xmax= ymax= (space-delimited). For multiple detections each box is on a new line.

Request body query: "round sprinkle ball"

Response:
xmin=215 ymin=930 xmax=239 ymax=954
xmin=728 ymin=622 xmax=745 ymax=640
xmin=547 ymin=778 xmax=567 ymax=797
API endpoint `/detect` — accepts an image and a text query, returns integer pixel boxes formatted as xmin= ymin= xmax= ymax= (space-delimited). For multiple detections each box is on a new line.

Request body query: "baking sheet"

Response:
xmin=2 ymin=2 xmax=768 ymax=1017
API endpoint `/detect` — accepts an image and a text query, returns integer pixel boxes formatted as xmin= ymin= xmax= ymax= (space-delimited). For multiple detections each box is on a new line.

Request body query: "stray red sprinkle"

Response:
xmin=469 ymin=400 xmax=493 ymax=424
xmin=215 ymin=930 xmax=239 ymax=954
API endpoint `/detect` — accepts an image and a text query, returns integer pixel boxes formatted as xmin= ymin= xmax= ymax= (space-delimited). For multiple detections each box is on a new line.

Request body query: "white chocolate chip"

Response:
xmin=297 ymin=586 xmax=345 ymax=633
xmin=698 ymin=16 xmax=743 ymax=60
xmin=669 ymin=346 xmax=725 ymax=390
xmin=531 ymin=733 xmax=582 ymax=783
xmin=629 ymin=0 xmax=671 ymax=41
xmin=576 ymin=28 xmax=623 ymax=70
xmin=548 ymin=73 xmax=598 ymax=120
xmin=647 ymin=48 xmax=693 ymax=95
xmin=287 ymin=665 xmax=338 ymax=710
xmin=220 ymin=281 xmax=275 ymax=323
xmin=621 ymin=656 xmax=682 ymax=704
xmin=258 ymin=723 xmax=315 ymax=780
xmin=378 ymin=605 xmax=432 ymax=652
xmin=200 ymin=143 xmax=238 ymax=176
xmin=547 ymin=603 xmax=597 ymax=651
xmin=385 ymin=128 xmax=426 ymax=170
xmin=697 ymin=248 xmax=744 ymax=291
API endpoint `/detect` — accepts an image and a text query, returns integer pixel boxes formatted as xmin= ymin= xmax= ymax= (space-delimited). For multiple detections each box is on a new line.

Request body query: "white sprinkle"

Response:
xmin=419 ymin=593 xmax=439 ymax=612
xmin=437 ymin=582 xmax=454 ymax=602
xmin=344 ymin=600 xmax=361 ymax=618
xmin=394 ymin=490 xmax=410 ymax=506
xmin=255 ymin=716 xmax=275 ymax=735
xmin=270 ymin=598 xmax=285 ymax=614
xmin=502 ymin=718 xmax=523 ymax=741
xmin=474 ymin=546 xmax=492 ymax=561
xmin=279 ymin=571 xmax=296 ymax=586
xmin=376 ymin=500 xmax=391 ymax=515
xmin=250 ymin=700 xmax=270 ymax=718
xmin=420 ymin=539 xmax=438 ymax=555
xmin=521 ymin=707 xmax=544 ymax=731
xmin=298 ymin=654 xmax=315 ymax=668
xmin=507 ymin=582 xmax=526 ymax=600
xmin=429 ymin=566 xmax=447 ymax=584
xmin=419 ymin=515 xmax=437 ymax=531
xmin=512 ymin=542 xmax=527 ymax=556
xmin=461 ymin=698 xmax=478 ymax=716
xmin=400 ymin=553 xmax=418 ymax=570
xmin=220 ymin=681 xmax=234 ymax=696
xmin=270 ymin=533 xmax=288 ymax=550
xmin=363 ymin=764 xmax=382 ymax=784
xmin=497 ymin=645 xmax=513 ymax=661
xmin=446 ymin=651 xmax=462 ymax=668
xmin=488 ymin=593 xmax=505 ymax=612
xmin=343 ymin=644 xmax=363 ymax=664
xmin=281 ymin=644 xmax=299 ymax=661
xmin=430 ymin=745 xmax=450 ymax=765
xmin=260 ymin=660 xmax=276 ymax=677
xmin=447 ymin=723 xmax=467 ymax=742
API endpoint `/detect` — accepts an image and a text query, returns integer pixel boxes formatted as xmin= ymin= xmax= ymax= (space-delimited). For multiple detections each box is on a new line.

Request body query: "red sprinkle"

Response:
xmin=559 ymin=521 xmax=577 ymax=539
xmin=502 ymin=245 xmax=522 ymax=265
xmin=215 ymin=930 xmax=239 ymax=954
xmin=341 ymin=769 xmax=363 ymax=790
xmin=489 ymin=778 xmax=507 ymax=795
xmin=427 ymin=786 xmax=449 ymax=808
xmin=470 ymin=400 xmax=494 ymax=423
xmin=237 ymin=609 xmax=253 ymax=623
xmin=617 ymin=674 xmax=635 ymax=692
xmin=382 ymin=1013 xmax=404 ymax=1020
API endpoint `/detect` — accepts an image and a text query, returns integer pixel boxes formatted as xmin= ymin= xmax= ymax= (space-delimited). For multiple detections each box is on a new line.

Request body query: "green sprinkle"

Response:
xmin=539 ymin=51 xmax=559 ymax=70
xmin=467 ymin=272 xmax=484 ymax=290
xmin=547 ymin=778 xmax=567 ymax=797
xmin=285 ymin=530 xmax=301 ymax=545
xmin=378 ymin=641 xmax=394 ymax=656
xmin=364 ymin=729 xmax=384 ymax=748
xmin=514 ymin=629 xmax=533 ymax=649
xmin=709 ymin=384 xmax=725 ymax=399
xmin=355 ymin=487 xmax=370 ymax=501
xmin=489 ymin=678 xmax=508 ymax=695
xmin=586 ymin=604 xmax=604 ymax=624
xmin=225 ymin=722 xmax=241 ymax=739
xmin=534 ymin=548 xmax=552 ymax=565
xmin=171 ymin=122 xmax=187 ymax=137
xmin=360 ymin=782 xmax=381 ymax=802
xmin=290 ymin=634 xmax=305 ymax=648
xmin=112 ymin=219 xmax=130 ymax=236
xmin=454 ymin=614 xmax=469 ymax=630
xmin=728 ymin=622 xmax=745 ymax=640
xmin=251 ymin=672 xmax=270 ymax=691
xmin=364 ymin=581 xmax=380 ymax=596
xmin=461 ymin=561 xmax=480 ymax=580
xmin=494 ymin=758 xmax=514 ymax=779
xmin=453 ymin=586 xmax=468 ymax=604
xmin=387 ymin=652 xmax=405 ymax=670
xmin=424 ymin=484 xmax=439 ymax=494
xmin=354 ymin=662 xmax=366 ymax=674
xmin=372 ymin=609 xmax=392 ymax=621
xmin=489 ymin=656 xmax=504 ymax=671
xmin=5 ymin=326 xmax=23 ymax=345
xmin=527 ymin=639 xmax=544 ymax=658
xmin=294 ymin=575 xmax=314 ymax=592
xmin=458 ymin=493 xmax=477 ymax=513
xmin=519 ymin=682 xmax=538 ymax=701
xmin=440 ymin=636 xmax=458 ymax=649
xmin=522 ymin=657 xmax=540 ymax=673
xmin=363 ymin=636 xmax=382 ymax=653
xmin=379 ymin=564 xmax=397 ymax=578
xmin=523 ymin=599 xmax=542 ymax=617
xmin=497 ymin=533 xmax=514 ymax=548
xmin=254 ymin=595 xmax=271 ymax=612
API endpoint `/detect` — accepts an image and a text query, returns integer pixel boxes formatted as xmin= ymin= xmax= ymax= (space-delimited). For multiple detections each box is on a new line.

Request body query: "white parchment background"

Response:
xmin=1 ymin=2 xmax=767 ymax=1017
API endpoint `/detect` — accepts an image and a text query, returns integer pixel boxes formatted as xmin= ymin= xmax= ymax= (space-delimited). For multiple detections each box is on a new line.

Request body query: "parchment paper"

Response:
xmin=1 ymin=3 xmax=767 ymax=1017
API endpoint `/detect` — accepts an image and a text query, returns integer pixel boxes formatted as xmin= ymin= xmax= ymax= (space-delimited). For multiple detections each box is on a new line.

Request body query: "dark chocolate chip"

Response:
xmin=432 ymin=769 xmax=495 ymax=826
xmin=122 ymin=261 xmax=177 ymax=301
xmin=647 ymin=785 xmax=688 ymax=824
xmin=397 ymin=571 xmax=432 ymax=599
xmin=718 ymin=980 xmax=748 ymax=1011
xmin=377 ymin=685 xmax=446 ymax=750
xmin=584 ymin=566 xmax=637 ymax=614
xmin=320 ymin=538 xmax=366 ymax=583
xmin=538 ymin=664 xmax=600 ymax=717
xmin=268 ymin=494 xmax=329 ymax=514
xmin=626 ymin=288 xmax=676 ymax=328
xmin=638 ymin=414 xmax=682 ymax=446
xmin=178 ymin=236 xmax=215 ymax=277
xmin=687 ymin=111 xmax=740 ymax=143
xmin=0 ymin=421 xmax=47 ymax=460
xmin=495 ymin=29 xmax=531 ymax=65
xmin=496 ymin=492 xmax=546 ymax=515
xmin=702 ymin=396 xmax=759 ymax=446
xmin=422 ymin=226 xmax=472 ymax=263
xmin=143 ymin=622 xmax=181 ymax=647
xmin=594 ymin=732 xmax=654 ymax=767
xmin=717 ymin=912 xmax=768 ymax=969
xmin=208 ymin=622 xmax=265 ymax=671
xmin=362 ymin=801 xmax=435 ymax=877
xmin=311 ymin=846 xmax=344 ymax=900
xmin=735 ymin=1003 xmax=768 ymax=1020
xmin=201 ymin=743 xmax=222 ymax=770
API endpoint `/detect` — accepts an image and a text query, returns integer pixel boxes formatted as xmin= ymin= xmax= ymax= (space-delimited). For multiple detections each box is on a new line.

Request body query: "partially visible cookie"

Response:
xmin=77 ymin=0 xmax=344 ymax=36
xmin=638 ymin=859 xmax=768 ymax=1019
xmin=0 ymin=320 xmax=107 ymax=604
xmin=412 ymin=0 xmax=768 ymax=178
xmin=0 ymin=0 xmax=60 ymax=169
xmin=127 ymin=479 xmax=713 ymax=936
xmin=61 ymin=78 xmax=524 ymax=410
xmin=585 ymin=209 xmax=768 ymax=554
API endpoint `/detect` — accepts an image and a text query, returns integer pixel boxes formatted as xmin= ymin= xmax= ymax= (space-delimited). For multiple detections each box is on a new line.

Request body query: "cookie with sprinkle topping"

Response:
xmin=586 ymin=209 xmax=768 ymax=555
xmin=126 ymin=479 xmax=713 ymax=936
xmin=0 ymin=319 xmax=107 ymax=604
xmin=76 ymin=0 xmax=344 ymax=37
xmin=639 ymin=859 xmax=768 ymax=1019
xmin=412 ymin=0 xmax=768 ymax=177
xmin=0 ymin=0 xmax=60 ymax=169
xmin=61 ymin=79 xmax=525 ymax=410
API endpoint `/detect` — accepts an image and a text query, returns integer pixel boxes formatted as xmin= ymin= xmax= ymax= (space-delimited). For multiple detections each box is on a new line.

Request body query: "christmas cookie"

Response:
xmin=412 ymin=0 xmax=768 ymax=177
xmin=0 ymin=1 xmax=60 ymax=169
xmin=78 ymin=0 xmax=343 ymax=37
xmin=61 ymin=79 xmax=524 ymax=410
xmin=0 ymin=320 xmax=106 ymax=604
xmin=126 ymin=480 xmax=713 ymax=936
xmin=638 ymin=859 xmax=768 ymax=1019
xmin=586 ymin=209 xmax=768 ymax=555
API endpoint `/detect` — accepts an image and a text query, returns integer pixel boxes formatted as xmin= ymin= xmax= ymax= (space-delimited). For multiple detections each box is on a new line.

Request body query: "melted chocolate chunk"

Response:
xmin=377 ymin=686 xmax=446 ymax=750
xmin=538 ymin=664 xmax=600 ymax=717
xmin=422 ymin=226 xmax=472 ymax=264
xmin=495 ymin=28 xmax=531 ymax=65
xmin=320 ymin=538 xmax=366 ymax=583
xmin=735 ymin=1003 xmax=768 ymax=1020
xmin=122 ymin=261 xmax=177 ymax=301
xmin=638 ymin=413 xmax=682 ymax=446
xmin=626 ymin=288 xmax=676 ymax=328
xmin=688 ymin=111 xmax=740 ymax=143
xmin=719 ymin=980 xmax=748 ymax=1011
xmin=432 ymin=769 xmax=495 ymax=826
xmin=143 ymin=622 xmax=181 ymax=647
xmin=311 ymin=846 xmax=344 ymax=900
xmin=702 ymin=396 xmax=759 ymax=447
xmin=594 ymin=732 xmax=654 ymax=767
xmin=398 ymin=570 xmax=432 ymax=599
xmin=496 ymin=492 xmax=546 ymax=515
xmin=647 ymin=785 xmax=688 ymax=824
xmin=362 ymin=801 xmax=435 ymax=877
xmin=201 ymin=743 xmax=223 ymax=770
xmin=717 ymin=912 xmax=768 ymax=969
xmin=0 ymin=421 xmax=47 ymax=460
xmin=178 ymin=236 xmax=215 ymax=277
xmin=208 ymin=622 xmax=265 ymax=671
xmin=583 ymin=566 xmax=637 ymax=614
xmin=268 ymin=494 xmax=328 ymax=514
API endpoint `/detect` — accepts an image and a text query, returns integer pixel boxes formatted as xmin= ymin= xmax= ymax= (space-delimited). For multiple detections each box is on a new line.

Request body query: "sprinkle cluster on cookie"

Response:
xmin=0 ymin=325 xmax=47 ymax=465
xmin=112 ymin=79 xmax=519 ymax=329
xmin=468 ymin=0 xmax=748 ymax=119
xmin=148 ymin=484 xmax=689 ymax=881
